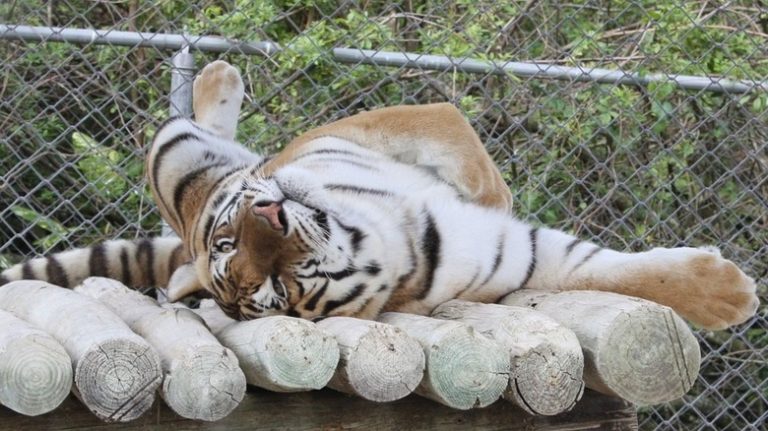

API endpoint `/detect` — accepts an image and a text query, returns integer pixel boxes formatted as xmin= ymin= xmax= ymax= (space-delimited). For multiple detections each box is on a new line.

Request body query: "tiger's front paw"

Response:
xmin=668 ymin=248 xmax=759 ymax=330
xmin=192 ymin=60 xmax=244 ymax=140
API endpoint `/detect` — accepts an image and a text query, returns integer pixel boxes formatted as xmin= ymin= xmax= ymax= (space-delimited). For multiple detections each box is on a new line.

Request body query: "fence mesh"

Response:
xmin=1 ymin=1 xmax=766 ymax=429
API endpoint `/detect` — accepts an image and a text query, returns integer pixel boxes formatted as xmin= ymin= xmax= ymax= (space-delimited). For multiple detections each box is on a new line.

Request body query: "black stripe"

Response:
xmin=304 ymin=280 xmax=329 ymax=312
xmin=570 ymin=246 xmax=603 ymax=275
xmin=324 ymin=184 xmax=393 ymax=197
xmin=205 ymin=166 xmax=249 ymax=203
xmin=479 ymin=232 xmax=506 ymax=287
xmin=519 ymin=228 xmax=538 ymax=289
xmin=169 ymin=243 xmax=185 ymax=277
xmin=21 ymin=262 xmax=35 ymax=280
xmin=314 ymin=212 xmax=330 ymax=241
xmin=322 ymin=283 xmax=367 ymax=315
xmin=210 ymin=191 xmax=230 ymax=211
xmin=89 ymin=244 xmax=109 ymax=278
xmin=297 ymin=266 xmax=357 ymax=281
xmin=292 ymin=148 xmax=365 ymax=162
xmin=417 ymin=212 xmax=441 ymax=300
xmin=295 ymin=280 xmax=306 ymax=297
xmin=565 ymin=238 xmax=581 ymax=256
xmin=120 ymin=247 xmax=132 ymax=287
xmin=305 ymin=157 xmax=379 ymax=171
xmin=455 ymin=267 xmax=482 ymax=298
xmin=136 ymin=240 xmax=156 ymax=287
xmin=150 ymin=132 xmax=199 ymax=220
xmin=201 ymin=215 xmax=216 ymax=250
xmin=173 ymin=162 xmax=229 ymax=233
xmin=45 ymin=256 xmax=69 ymax=287
xmin=397 ymin=237 xmax=419 ymax=287
xmin=365 ymin=262 xmax=381 ymax=276
xmin=337 ymin=222 xmax=365 ymax=254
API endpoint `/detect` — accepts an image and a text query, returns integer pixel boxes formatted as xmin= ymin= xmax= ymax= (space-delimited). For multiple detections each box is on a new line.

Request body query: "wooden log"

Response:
xmin=432 ymin=300 xmax=585 ymax=415
xmin=0 ymin=280 xmax=162 ymax=422
xmin=75 ymin=278 xmax=246 ymax=421
xmin=0 ymin=310 xmax=73 ymax=416
xmin=192 ymin=299 xmax=339 ymax=392
xmin=501 ymin=290 xmax=701 ymax=406
xmin=315 ymin=317 xmax=424 ymax=402
xmin=377 ymin=312 xmax=508 ymax=410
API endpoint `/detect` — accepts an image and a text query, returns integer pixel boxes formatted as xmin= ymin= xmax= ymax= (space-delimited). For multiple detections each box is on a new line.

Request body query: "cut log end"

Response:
xmin=318 ymin=317 xmax=425 ymax=403
xmin=505 ymin=344 xmax=585 ymax=415
xmin=596 ymin=304 xmax=700 ymax=405
xmin=76 ymin=338 xmax=162 ymax=423
xmin=421 ymin=324 xmax=509 ymax=409
xmin=246 ymin=317 xmax=338 ymax=392
xmin=0 ymin=334 xmax=73 ymax=416
xmin=162 ymin=345 xmax=246 ymax=421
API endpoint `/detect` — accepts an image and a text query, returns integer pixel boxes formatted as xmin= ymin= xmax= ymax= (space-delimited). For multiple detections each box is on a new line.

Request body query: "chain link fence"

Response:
xmin=1 ymin=1 xmax=766 ymax=429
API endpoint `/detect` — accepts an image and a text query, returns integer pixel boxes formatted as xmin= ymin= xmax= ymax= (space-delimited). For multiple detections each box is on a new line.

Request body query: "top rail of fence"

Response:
xmin=2 ymin=24 xmax=766 ymax=94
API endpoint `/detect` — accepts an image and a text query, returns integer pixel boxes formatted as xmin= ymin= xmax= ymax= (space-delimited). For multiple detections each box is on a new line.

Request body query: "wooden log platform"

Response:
xmin=0 ymin=388 xmax=637 ymax=430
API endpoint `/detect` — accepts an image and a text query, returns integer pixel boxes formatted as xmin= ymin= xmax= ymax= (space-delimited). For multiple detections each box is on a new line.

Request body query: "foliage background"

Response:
xmin=1 ymin=1 xmax=766 ymax=428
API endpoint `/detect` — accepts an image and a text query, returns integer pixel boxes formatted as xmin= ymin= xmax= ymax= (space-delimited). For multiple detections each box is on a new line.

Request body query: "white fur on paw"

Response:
xmin=192 ymin=60 xmax=245 ymax=140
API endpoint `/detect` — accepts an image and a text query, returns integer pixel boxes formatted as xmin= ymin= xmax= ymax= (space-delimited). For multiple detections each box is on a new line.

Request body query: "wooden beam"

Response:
xmin=0 ymin=389 xmax=637 ymax=430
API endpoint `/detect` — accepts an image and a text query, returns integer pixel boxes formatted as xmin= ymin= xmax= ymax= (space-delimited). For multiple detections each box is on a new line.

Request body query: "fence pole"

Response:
xmin=169 ymin=45 xmax=196 ymax=118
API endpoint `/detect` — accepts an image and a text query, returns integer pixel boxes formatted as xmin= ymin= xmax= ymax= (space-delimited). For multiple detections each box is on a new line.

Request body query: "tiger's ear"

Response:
xmin=166 ymin=263 xmax=204 ymax=302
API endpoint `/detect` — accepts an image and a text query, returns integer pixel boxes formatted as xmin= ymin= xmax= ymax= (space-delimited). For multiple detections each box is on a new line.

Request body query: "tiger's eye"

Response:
xmin=214 ymin=238 xmax=235 ymax=253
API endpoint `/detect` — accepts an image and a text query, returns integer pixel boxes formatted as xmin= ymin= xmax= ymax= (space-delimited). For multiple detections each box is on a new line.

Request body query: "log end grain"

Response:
xmin=421 ymin=323 xmax=509 ymax=409
xmin=318 ymin=317 xmax=425 ymax=403
xmin=162 ymin=345 xmax=246 ymax=421
xmin=76 ymin=338 xmax=162 ymax=422
xmin=240 ymin=317 xmax=339 ymax=392
xmin=0 ymin=333 xmax=73 ymax=416
xmin=595 ymin=302 xmax=701 ymax=405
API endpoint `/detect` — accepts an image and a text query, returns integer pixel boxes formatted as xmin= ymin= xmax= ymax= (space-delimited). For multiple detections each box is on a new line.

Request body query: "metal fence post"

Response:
xmin=169 ymin=44 xmax=196 ymax=118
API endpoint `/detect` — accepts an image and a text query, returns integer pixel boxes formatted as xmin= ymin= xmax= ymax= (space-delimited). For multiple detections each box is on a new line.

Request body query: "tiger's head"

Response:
xmin=186 ymin=166 xmax=390 ymax=320
xmin=192 ymin=171 xmax=318 ymax=319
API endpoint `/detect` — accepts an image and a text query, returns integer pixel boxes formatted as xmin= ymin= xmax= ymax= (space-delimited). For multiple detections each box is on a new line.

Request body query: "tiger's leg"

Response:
xmin=192 ymin=60 xmax=245 ymax=140
xmin=265 ymin=103 xmax=513 ymax=213
xmin=522 ymin=228 xmax=759 ymax=330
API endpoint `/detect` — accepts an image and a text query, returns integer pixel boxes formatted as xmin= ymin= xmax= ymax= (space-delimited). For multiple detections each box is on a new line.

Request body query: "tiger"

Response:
xmin=1 ymin=61 xmax=758 ymax=330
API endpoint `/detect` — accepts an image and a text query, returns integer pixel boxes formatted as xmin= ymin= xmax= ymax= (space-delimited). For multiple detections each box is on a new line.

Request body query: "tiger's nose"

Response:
xmin=253 ymin=200 xmax=285 ymax=231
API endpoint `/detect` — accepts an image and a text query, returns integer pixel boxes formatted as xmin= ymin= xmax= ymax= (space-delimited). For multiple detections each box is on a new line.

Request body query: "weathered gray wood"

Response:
xmin=0 ymin=310 xmax=72 ymax=416
xmin=501 ymin=290 xmax=700 ymax=405
xmin=75 ymin=278 xmax=246 ymax=421
xmin=432 ymin=300 xmax=585 ymax=415
xmin=0 ymin=389 xmax=638 ymax=430
xmin=378 ymin=312 xmax=508 ymax=410
xmin=0 ymin=280 xmax=162 ymax=422
xmin=193 ymin=299 xmax=339 ymax=392
xmin=316 ymin=316 xmax=425 ymax=402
